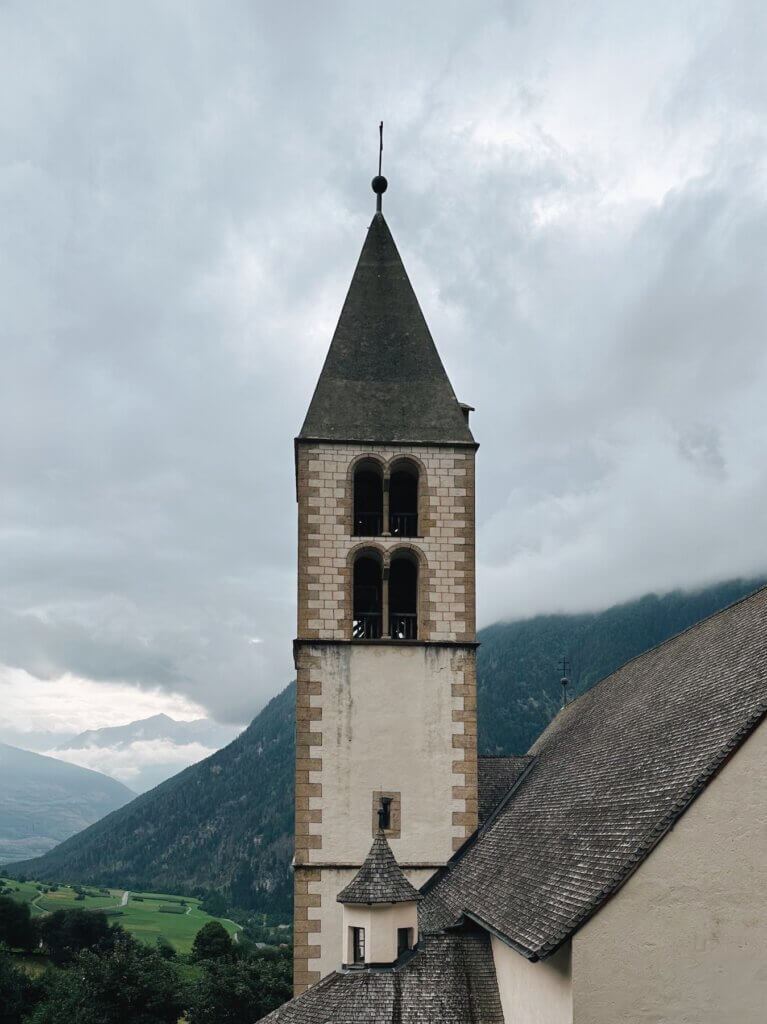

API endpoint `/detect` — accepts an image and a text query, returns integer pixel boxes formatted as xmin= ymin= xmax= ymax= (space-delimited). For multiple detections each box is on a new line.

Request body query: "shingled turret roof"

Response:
xmin=337 ymin=831 xmax=422 ymax=905
xmin=298 ymin=213 xmax=475 ymax=446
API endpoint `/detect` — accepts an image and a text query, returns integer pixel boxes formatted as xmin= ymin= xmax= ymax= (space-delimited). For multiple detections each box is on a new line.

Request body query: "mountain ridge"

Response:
xmin=7 ymin=576 xmax=765 ymax=913
xmin=0 ymin=743 xmax=135 ymax=863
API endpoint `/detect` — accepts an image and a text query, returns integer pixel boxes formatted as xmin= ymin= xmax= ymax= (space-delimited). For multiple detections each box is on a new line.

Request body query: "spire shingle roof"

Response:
xmin=298 ymin=213 xmax=475 ymax=446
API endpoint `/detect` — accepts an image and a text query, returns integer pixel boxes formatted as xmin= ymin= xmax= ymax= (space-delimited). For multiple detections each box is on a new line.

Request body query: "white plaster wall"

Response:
xmin=308 ymin=866 xmax=433 ymax=981
xmin=572 ymin=719 xmax=767 ymax=1024
xmin=309 ymin=643 xmax=467 ymax=864
xmin=492 ymin=936 xmax=572 ymax=1024
xmin=342 ymin=902 xmax=418 ymax=964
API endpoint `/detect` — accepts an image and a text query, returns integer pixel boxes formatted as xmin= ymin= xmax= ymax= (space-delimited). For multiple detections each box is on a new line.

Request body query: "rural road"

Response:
xmin=121 ymin=890 xmax=129 ymax=907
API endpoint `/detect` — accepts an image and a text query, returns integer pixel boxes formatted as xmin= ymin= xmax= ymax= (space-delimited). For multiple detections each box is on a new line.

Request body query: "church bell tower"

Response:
xmin=292 ymin=169 xmax=478 ymax=993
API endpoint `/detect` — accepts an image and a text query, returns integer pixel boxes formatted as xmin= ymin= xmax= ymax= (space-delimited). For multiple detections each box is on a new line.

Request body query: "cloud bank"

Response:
xmin=1 ymin=1 xmax=766 ymax=727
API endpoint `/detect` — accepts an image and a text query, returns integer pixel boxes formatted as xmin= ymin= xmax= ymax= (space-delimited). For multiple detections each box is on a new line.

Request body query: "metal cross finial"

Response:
xmin=371 ymin=121 xmax=388 ymax=212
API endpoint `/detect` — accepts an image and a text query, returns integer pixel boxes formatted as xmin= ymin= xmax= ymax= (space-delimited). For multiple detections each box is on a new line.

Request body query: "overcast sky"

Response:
xmin=2 ymin=0 xmax=766 ymax=743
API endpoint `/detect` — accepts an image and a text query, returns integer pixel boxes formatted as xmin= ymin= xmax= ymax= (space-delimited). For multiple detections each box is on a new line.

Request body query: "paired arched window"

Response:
xmin=351 ymin=550 xmax=418 ymax=641
xmin=352 ymin=459 xmax=419 ymax=537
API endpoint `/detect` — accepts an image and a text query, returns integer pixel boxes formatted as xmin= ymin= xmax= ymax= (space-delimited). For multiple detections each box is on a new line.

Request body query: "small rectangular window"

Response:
xmin=397 ymin=927 xmax=413 ymax=955
xmin=351 ymin=926 xmax=365 ymax=965
xmin=378 ymin=796 xmax=392 ymax=830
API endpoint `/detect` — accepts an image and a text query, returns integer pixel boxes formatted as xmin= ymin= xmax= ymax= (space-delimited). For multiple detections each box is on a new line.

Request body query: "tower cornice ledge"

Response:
xmin=295 ymin=436 xmax=480 ymax=451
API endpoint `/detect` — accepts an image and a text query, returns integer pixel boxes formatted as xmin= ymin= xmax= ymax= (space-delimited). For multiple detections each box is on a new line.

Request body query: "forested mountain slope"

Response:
xmin=8 ymin=577 xmax=764 ymax=915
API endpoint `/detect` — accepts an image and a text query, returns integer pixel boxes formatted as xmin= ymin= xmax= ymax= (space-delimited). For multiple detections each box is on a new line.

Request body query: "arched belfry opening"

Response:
xmin=389 ymin=552 xmax=418 ymax=640
xmin=352 ymin=553 xmax=383 ymax=639
xmin=389 ymin=461 xmax=418 ymax=537
xmin=353 ymin=461 xmax=384 ymax=536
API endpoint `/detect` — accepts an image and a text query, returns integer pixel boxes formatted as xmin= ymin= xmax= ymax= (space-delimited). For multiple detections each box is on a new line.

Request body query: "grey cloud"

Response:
xmin=1 ymin=1 xmax=766 ymax=722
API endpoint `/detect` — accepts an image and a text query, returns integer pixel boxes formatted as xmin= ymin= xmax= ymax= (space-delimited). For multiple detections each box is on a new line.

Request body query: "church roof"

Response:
xmin=337 ymin=831 xmax=422 ymax=905
xmin=420 ymin=584 xmax=767 ymax=960
xmin=258 ymin=929 xmax=504 ymax=1024
xmin=477 ymin=755 xmax=534 ymax=824
xmin=298 ymin=213 xmax=475 ymax=447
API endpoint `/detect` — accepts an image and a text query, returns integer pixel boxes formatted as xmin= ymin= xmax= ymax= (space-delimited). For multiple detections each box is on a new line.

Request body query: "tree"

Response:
xmin=155 ymin=935 xmax=177 ymax=960
xmin=26 ymin=933 xmax=184 ymax=1024
xmin=37 ymin=908 xmax=115 ymax=964
xmin=0 ymin=897 xmax=35 ymax=952
xmin=191 ymin=920 xmax=233 ymax=961
xmin=0 ymin=945 xmax=42 ymax=1024
xmin=186 ymin=951 xmax=292 ymax=1024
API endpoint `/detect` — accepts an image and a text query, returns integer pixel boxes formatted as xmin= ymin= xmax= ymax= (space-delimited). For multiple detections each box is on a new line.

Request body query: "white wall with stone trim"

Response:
xmin=297 ymin=441 xmax=475 ymax=642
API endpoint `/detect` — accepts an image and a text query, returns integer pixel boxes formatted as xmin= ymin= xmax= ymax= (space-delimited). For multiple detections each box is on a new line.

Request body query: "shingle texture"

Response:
xmin=298 ymin=213 xmax=475 ymax=446
xmin=477 ymin=755 xmax=533 ymax=824
xmin=337 ymin=831 xmax=422 ymax=905
xmin=420 ymin=585 xmax=767 ymax=959
xmin=258 ymin=930 xmax=504 ymax=1024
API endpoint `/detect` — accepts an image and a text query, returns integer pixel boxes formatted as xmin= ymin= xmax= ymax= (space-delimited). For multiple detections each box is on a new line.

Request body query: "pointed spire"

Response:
xmin=337 ymin=831 xmax=423 ymax=905
xmin=299 ymin=206 xmax=475 ymax=446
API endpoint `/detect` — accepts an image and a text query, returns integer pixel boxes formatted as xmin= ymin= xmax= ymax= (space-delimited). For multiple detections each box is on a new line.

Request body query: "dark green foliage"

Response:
xmin=38 ymin=908 xmax=116 ymax=964
xmin=0 ymin=946 xmax=41 ymax=1024
xmin=192 ymin=921 xmax=233 ymax=961
xmin=199 ymin=891 xmax=227 ymax=916
xmin=155 ymin=935 xmax=177 ymax=961
xmin=9 ymin=578 xmax=764 ymax=922
xmin=26 ymin=934 xmax=184 ymax=1024
xmin=186 ymin=947 xmax=292 ymax=1024
xmin=0 ymin=897 xmax=35 ymax=952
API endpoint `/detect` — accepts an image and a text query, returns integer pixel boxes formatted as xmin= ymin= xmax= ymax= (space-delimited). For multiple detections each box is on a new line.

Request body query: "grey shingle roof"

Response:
xmin=257 ymin=929 xmax=504 ymax=1024
xmin=420 ymin=585 xmax=767 ymax=959
xmin=477 ymin=755 xmax=534 ymax=824
xmin=337 ymin=831 xmax=422 ymax=905
xmin=298 ymin=213 xmax=475 ymax=446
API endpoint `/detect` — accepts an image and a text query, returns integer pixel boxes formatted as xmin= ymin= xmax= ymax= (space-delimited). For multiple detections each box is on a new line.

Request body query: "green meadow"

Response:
xmin=0 ymin=877 xmax=242 ymax=954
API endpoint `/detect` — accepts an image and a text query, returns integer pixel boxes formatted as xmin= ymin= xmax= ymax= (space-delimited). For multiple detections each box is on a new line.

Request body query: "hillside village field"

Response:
xmin=0 ymin=876 xmax=242 ymax=955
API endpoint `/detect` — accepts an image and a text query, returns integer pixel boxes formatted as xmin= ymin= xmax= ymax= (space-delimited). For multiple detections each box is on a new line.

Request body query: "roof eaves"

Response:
xmin=295 ymin=434 xmax=480 ymax=451
xmin=457 ymin=910 xmax=539 ymax=962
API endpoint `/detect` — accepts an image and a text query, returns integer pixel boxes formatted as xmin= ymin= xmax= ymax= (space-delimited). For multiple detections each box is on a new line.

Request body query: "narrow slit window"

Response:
xmin=397 ymin=928 xmax=413 ymax=956
xmin=351 ymin=926 xmax=366 ymax=965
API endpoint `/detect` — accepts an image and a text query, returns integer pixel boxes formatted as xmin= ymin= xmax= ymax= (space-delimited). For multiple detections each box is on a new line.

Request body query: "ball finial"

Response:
xmin=372 ymin=175 xmax=388 ymax=195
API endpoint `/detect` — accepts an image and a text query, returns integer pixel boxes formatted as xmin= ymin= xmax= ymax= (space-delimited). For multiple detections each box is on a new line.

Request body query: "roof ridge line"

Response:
xmin=533 ymin=580 xmax=767 ymax=737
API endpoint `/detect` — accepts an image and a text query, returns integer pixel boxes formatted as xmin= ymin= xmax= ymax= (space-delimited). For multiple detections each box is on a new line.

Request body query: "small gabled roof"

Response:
xmin=298 ymin=213 xmax=475 ymax=447
xmin=337 ymin=831 xmax=422 ymax=905
xmin=420 ymin=584 xmax=767 ymax=960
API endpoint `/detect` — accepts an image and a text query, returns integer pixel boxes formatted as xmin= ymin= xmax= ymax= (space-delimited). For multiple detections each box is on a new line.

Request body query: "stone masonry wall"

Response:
xmin=296 ymin=441 xmax=476 ymax=643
